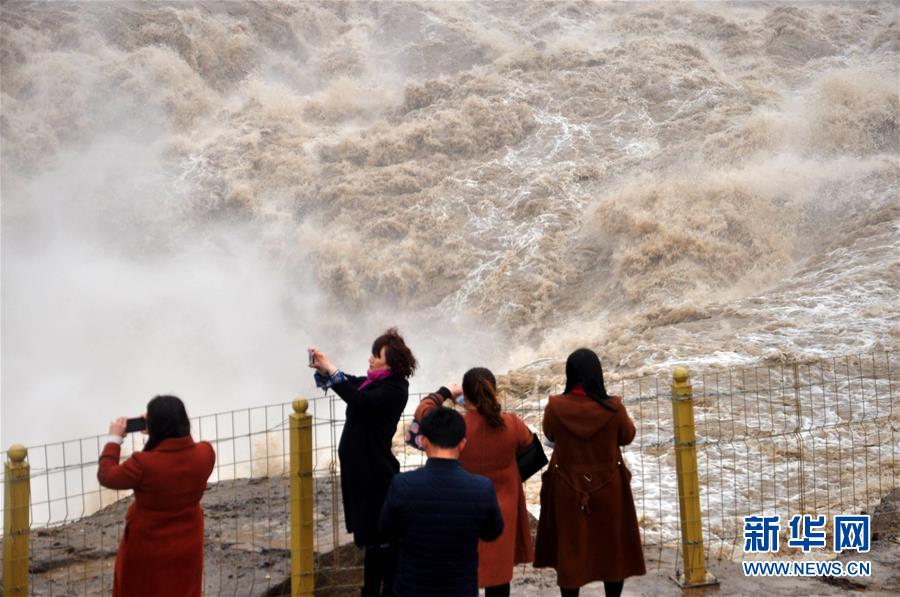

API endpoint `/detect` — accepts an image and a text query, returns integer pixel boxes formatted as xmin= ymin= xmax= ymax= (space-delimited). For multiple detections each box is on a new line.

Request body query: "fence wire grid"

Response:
xmin=1 ymin=350 xmax=897 ymax=595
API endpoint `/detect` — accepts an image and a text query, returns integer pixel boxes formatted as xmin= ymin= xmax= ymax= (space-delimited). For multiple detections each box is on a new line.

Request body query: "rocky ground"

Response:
xmin=3 ymin=479 xmax=897 ymax=596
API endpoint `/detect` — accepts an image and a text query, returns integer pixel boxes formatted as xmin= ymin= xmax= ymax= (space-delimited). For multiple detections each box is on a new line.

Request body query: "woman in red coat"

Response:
xmin=415 ymin=367 xmax=534 ymax=597
xmin=98 ymin=395 xmax=216 ymax=597
xmin=534 ymin=349 xmax=645 ymax=597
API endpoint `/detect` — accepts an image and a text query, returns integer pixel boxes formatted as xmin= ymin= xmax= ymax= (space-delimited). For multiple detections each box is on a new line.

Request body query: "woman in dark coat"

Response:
xmin=534 ymin=349 xmax=645 ymax=597
xmin=310 ymin=327 xmax=416 ymax=597
xmin=98 ymin=395 xmax=216 ymax=597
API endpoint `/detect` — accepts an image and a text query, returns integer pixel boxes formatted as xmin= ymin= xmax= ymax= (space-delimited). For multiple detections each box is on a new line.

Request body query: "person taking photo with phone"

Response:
xmin=98 ymin=395 xmax=215 ymax=597
xmin=414 ymin=368 xmax=535 ymax=597
xmin=309 ymin=327 xmax=417 ymax=597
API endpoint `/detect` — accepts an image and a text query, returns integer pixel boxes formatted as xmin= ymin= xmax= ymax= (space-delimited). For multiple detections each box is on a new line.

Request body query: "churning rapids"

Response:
xmin=1 ymin=1 xmax=898 ymax=445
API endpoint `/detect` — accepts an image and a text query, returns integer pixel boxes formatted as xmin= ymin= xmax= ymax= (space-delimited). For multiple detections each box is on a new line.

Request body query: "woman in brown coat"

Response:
xmin=534 ymin=349 xmax=645 ymax=597
xmin=415 ymin=367 xmax=534 ymax=597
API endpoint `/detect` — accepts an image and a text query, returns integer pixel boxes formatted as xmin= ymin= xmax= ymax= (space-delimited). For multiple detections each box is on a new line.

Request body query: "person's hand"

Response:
xmin=308 ymin=347 xmax=337 ymax=375
xmin=109 ymin=417 xmax=127 ymax=438
xmin=447 ymin=383 xmax=463 ymax=398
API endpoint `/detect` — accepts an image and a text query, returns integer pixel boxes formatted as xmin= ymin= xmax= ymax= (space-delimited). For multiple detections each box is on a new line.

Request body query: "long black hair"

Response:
xmin=143 ymin=395 xmax=191 ymax=451
xmin=564 ymin=348 xmax=616 ymax=411
xmin=462 ymin=367 xmax=505 ymax=428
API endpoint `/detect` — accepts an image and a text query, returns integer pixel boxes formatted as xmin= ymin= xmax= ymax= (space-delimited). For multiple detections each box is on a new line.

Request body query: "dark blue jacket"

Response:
xmin=379 ymin=458 xmax=504 ymax=597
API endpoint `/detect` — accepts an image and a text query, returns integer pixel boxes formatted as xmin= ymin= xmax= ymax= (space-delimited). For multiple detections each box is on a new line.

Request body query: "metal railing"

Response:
xmin=2 ymin=400 xmax=306 ymax=596
xmin=690 ymin=353 xmax=897 ymax=560
xmin=2 ymin=350 xmax=897 ymax=595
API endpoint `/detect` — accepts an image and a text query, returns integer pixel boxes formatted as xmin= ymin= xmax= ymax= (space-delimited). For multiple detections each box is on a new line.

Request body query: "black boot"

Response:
xmin=362 ymin=546 xmax=385 ymax=597
xmin=379 ymin=543 xmax=398 ymax=597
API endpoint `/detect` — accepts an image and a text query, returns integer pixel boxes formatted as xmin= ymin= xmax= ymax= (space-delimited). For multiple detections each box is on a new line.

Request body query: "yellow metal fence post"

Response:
xmin=290 ymin=399 xmax=314 ymax=597
xmin=670 ymin=368 xmax=718 ymax=589
xmin=3 ymin=444 xmax=30 ymax=597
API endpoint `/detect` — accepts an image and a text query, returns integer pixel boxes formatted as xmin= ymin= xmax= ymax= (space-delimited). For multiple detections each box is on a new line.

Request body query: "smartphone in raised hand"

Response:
xmin=125 ymin=417 xmax=147 ymax=433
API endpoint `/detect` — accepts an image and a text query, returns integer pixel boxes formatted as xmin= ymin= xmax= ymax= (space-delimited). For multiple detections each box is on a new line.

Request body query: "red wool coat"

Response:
xmin=98 ymin=436 xmax=215 ymax=597
xmin=416 ymin=398 xmax=534 ymax=587
xmin=534 ymin=394 xmax=646 ymax=587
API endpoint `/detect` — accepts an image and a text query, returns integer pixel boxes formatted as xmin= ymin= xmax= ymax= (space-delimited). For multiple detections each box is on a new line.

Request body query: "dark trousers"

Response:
xmin=485 ymin=583 xmax=510 ymax=597
xmin=560 ymin=581 xmax=624 ymax=597
xmin=362 ymin=544 xmax=397 ymax=597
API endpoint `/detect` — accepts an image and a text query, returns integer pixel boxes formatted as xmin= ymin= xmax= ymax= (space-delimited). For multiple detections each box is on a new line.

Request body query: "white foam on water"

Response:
xmin=1 ymin=2 xmax=898 ymax=538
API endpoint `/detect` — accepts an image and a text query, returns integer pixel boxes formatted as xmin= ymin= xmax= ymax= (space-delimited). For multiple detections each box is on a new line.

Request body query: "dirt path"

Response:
xmin=6 ymin=479 xmax=897 ymax=596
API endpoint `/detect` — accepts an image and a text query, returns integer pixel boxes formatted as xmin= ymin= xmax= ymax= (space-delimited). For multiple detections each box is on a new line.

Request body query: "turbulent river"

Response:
xmin=1 ymin=1 xmax=897 ymax=446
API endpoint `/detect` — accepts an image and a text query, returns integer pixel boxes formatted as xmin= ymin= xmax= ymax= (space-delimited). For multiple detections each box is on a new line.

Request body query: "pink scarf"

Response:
xmin=359 ymin=368 xmax=392 ymax=390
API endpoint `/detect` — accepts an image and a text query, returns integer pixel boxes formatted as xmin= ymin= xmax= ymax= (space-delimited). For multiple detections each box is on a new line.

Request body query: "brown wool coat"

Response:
xmin=98 ymin=437 xmax=216 ymax=597
xmin=416 ymin=397 xmax=534 ymax=587
xmin=533 ymin=394 xmax=646 ymax=587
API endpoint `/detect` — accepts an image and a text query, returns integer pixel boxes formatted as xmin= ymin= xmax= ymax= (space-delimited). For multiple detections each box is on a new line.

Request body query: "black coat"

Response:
xmin=379 ymin=458 xmax=504 ymax=597
xmin=333 ymin=373 xmax=408 ymax=547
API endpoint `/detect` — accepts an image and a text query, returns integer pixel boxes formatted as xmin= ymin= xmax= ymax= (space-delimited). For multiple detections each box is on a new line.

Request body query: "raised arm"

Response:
xmin=97 ymin=443 xmax=143 ymax=490
xmin=309 ymin=348 xmax=365 ymax=395
xmin=414 ymin=387 xmax=453 ymax=421
xmin=97 ymin=417 xmax=143 ymax=490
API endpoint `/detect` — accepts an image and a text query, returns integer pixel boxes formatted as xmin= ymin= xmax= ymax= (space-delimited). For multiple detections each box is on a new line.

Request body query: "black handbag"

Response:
xmin=516 ymin=433 xmax=549 ymax=481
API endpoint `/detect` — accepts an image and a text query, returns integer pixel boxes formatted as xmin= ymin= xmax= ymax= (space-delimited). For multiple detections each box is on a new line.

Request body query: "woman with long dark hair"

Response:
xmin=309 ymin=327 xmax=416 ymax=597
xmin=98 ymin=395 xmax=215 ymax=597
xmin=534 ymin=348 xmax=645 ymax=597
xmin=414 ymin=367 xmax=534 ymax=597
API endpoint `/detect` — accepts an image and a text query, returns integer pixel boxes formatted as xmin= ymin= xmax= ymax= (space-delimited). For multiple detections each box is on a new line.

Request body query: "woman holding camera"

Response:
xmin=309 ymin=327 xmax=417 ymax=597
xmin=98 ymin=395 xmax=215 ymax=597
xmin=415 ymin=367 xmax=534 ymax=597
xmin=534 ymin=348 xmax=645 ymax=597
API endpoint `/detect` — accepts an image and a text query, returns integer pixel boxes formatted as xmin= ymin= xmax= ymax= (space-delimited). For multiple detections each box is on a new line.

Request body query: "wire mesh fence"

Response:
xmin=691 ymin=352 xmax=898 ymax=563
xmin=1 ymin=350 xmax=897 ymax=595
xmin=1 ymin=400 xmax=303 ymax=596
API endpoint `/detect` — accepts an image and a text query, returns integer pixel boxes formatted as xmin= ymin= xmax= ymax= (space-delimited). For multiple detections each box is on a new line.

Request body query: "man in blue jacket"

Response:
xmin=379 ymin=406 xmax=504 ymax=596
